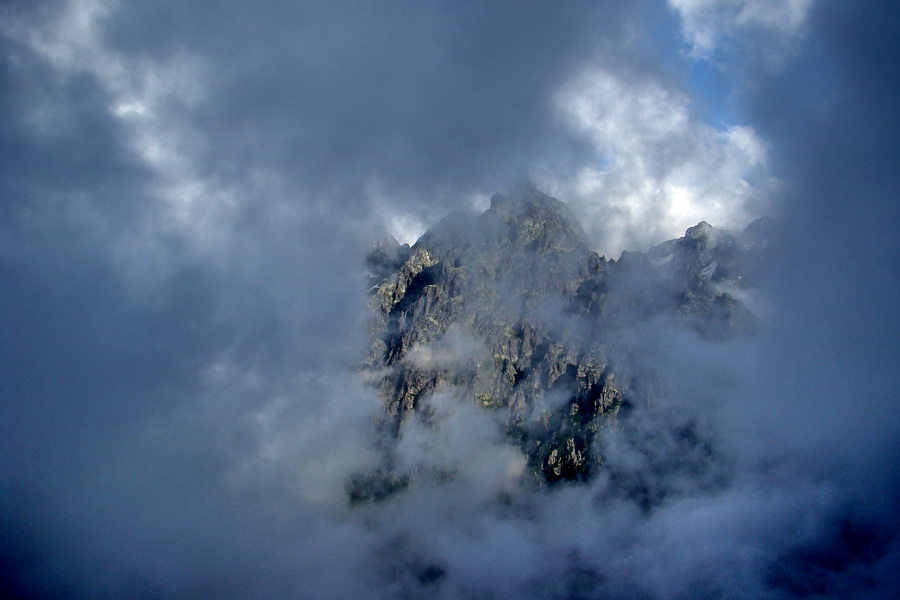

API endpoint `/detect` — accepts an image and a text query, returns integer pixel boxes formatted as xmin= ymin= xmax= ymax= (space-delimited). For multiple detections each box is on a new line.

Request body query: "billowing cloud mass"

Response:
xmin=1 ymin=1 xmax=899 ymax=599
xmin=546 ymin=66 xmax=771 ymax=255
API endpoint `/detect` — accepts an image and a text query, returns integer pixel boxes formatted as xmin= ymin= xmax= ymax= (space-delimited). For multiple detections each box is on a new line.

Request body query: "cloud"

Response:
xmin=94 ymin=0 xmax=648 ymax=205
xmin=543 ymin=66 xmax=772 ymax=256
xmin=2 ymin=0 xmax=899 ymax=599
xmin=668 ymin=0 xmax=813 ymax=62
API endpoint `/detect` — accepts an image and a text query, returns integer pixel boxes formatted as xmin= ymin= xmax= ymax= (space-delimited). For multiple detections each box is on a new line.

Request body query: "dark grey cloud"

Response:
xmin=738 ymin=0 xmax=900 ymax=455
xmin=1 ymin=0 xmax=899 ymax=599
xmin=97 ymin=0 xmax=643 ymax=204
xmin=689 ymin=1 xmax=900 ymax=595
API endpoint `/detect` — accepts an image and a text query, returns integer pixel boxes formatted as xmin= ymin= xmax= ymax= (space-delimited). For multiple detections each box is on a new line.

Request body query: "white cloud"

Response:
xmin=544 ymin=67 xmax=772 ymax=256
xmin=394 ymin=390 xmax=527 ymax=501
xmin=1 ymin=0 xmax=243 ymax=256
xmin=668 ymin=0 xmax=813 ymax=60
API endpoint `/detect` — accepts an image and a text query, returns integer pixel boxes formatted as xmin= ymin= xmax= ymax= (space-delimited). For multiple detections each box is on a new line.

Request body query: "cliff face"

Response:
xmin=362 ymin=184 xmax=764 ymax=490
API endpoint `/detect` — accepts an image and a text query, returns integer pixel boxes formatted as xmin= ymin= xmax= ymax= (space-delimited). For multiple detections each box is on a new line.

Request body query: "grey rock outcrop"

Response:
xmin=359 ymin=184 xmax=763 ymax=494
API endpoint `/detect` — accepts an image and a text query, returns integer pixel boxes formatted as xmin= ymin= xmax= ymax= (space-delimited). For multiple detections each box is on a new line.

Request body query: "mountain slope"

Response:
xmin=362 ymin=184 xmax=760 ymax=491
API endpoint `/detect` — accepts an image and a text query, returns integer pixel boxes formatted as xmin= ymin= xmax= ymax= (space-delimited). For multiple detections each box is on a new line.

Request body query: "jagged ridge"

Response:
xmin=361 ymin=185 xmax=766 ymax=493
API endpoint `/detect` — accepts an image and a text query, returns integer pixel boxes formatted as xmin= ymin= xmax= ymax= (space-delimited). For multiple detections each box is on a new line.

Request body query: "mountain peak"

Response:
xmin=486 ymin=183 xmax=588 ymax=252
xmin=363 ymin=188 xmax=757 ymax=492
xmin=488 ymin=181 xmax=563 ymax=217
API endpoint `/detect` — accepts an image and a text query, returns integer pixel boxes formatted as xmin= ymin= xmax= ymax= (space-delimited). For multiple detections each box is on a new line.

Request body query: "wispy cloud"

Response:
xmin=668 ymin=0 xmax=813 ymax=62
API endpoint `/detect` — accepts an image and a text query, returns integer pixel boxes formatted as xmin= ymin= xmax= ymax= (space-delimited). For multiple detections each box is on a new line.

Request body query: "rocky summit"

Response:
xmin=358 ymin=184 xmax=768 ymax=497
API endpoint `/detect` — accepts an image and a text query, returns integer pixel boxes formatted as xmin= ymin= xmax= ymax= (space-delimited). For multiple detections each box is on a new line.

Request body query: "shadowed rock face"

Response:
xmin=362 ymin=184 xmax=762 ymax=490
